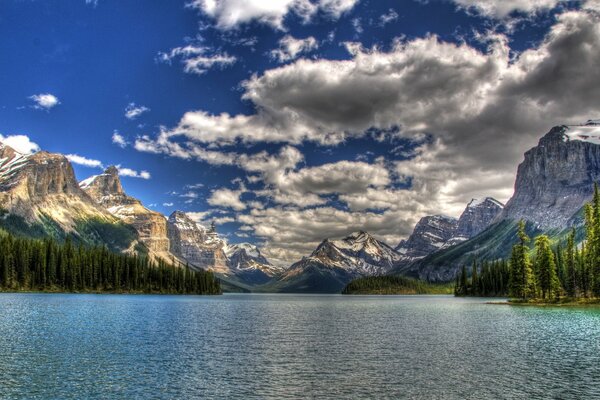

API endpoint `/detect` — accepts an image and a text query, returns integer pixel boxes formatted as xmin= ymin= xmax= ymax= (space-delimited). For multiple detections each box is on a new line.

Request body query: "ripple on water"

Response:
xmin=0 ymin=294 xmax=599 ymax=399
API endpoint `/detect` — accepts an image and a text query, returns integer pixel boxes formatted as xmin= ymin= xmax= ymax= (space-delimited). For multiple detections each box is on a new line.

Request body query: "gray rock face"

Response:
xmin=166 ymin=211 xmax=230 ymax=274
xmin=395 ymin=198 xmax=503 ymax=267
xmin=500 ymin=125 xmax=600 ymax=229
xmin=456 ymin=198 xmax=504 ymax=239
xmin=396 ymin=215 xmax=458 ymax=261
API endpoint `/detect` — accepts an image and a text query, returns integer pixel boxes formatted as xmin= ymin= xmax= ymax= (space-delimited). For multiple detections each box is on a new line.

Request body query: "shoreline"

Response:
xmin=488 ymin=299 xmax=600 ymax=307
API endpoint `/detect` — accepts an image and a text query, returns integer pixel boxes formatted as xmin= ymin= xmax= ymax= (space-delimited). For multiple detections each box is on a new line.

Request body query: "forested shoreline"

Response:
xmin=0 ymin=230 xmax=220 ymax=295
xmin=456 ymin=185 xmax=600 ymax=303
xmin=342 ymin=275 xmax=453 ymax=295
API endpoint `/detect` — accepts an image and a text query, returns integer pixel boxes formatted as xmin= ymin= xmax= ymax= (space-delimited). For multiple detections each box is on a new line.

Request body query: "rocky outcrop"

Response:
xmin=500 ymin=124 xmax=600 ymax=229
xmin=81 ymin=166 xmax=170 ymax=254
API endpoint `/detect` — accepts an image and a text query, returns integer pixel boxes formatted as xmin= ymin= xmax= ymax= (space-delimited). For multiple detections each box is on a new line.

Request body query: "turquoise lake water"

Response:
xmin=0 ymin=293 xmax=599 ymax=399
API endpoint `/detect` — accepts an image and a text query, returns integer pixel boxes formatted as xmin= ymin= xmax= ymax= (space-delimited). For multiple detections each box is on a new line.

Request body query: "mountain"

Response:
xmin=500 ymin=123 xmax=600 ymax=229
xmin=166 ymin=211 xmax=279 ymax=285
xmin=264 ymin=231 xmax=400 ymax=293
xmin=166 ymin=211 xmax=229 ymax=274
xmin=395 ymin=215 xmax=458 ymax=262
xmin=81 ymin=166 xmax=171 ymax=259
xmin=455 ymin=197 xmax=504 ymax=240
xmin=401 ymin=123 xmax=600 ymax=282
xmin=0 ymin=144 xmax=137 ymax=251
xmin=395 ymin=198 xmax=503 ymax=264
xmin=224 ymin=243 xmax=283 ymax=284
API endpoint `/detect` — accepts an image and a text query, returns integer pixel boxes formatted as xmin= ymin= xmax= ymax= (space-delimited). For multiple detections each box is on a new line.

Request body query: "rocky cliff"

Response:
xmin=395 ymin=215 xmax=458 ymax=262
xmin=225 ymin=243 xmax=283 ymax=284
xmin=0 ymin=144 xmax=137 ymax=250
xmin=455 ymin=197 xmax=504 ymax=239
xmin=500 ymin=124 xmax=600 ymax=228
xmin=81 ymin=166 xmax=170 ymax=255
xmin=166 ymin=211 xmax=229 ymax=274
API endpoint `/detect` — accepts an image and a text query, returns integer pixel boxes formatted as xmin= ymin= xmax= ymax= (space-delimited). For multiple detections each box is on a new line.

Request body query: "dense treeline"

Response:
xmin=342 ymin=275 xmax=453 ymax=295
xmin=0 ymin=230 xmax=220 ymax=294
xmin=454 ymin=260 xmax=509 ymax=297
xmin=456 ymin=184 xmax=600 ymax=302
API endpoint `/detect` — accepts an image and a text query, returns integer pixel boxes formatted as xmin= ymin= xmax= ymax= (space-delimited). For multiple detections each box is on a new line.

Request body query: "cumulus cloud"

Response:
xmin=188 ymin=0 xmax=359 ymax=30
xmin=118 ymin=167 xmax=151 ymax=180
xmin=135 ymin=6 xmax=600 ymax=264
xmin=66 ymin=154 xmax=104 ymax=168
xmin=270 ymin=35 xmax=319 ymax=62
xmin=452 ymin=0 xmax=562 ymax=18
xmin=112 ymin=131 xmax=128 ymax=148
xmin=158 ymin=45 xmax=236 ymax=75
xmin=65 ymin=153 xmax=151 ymax=179
xmin=0 ymin=134 xmax=40 ymax=154
xmin=208 ymin=185 xmax=246 ymax=211
xmin=29 ymin=93 xmax=60 ymax=110
xmin=124 ymin=103 xmax=150 ymax=120
xmin=379 ymin=8 xmax=398 ymax=26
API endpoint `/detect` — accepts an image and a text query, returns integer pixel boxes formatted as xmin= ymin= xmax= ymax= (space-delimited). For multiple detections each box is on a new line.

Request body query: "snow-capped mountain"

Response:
xmin=81 ymin=166 xmax=171 ymax=258
xmin=166 ymin=210 xmax=279 ymax=284
xmin=224 ymin=243 xmax=283 ymax=284
xmin=266 ymin=231 xmax=400 ymax=293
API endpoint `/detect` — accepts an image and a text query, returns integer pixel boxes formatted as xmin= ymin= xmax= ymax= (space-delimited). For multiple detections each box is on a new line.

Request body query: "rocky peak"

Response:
xmin=396 ymin=215 xmax=458 ymax=259
xmin=0 ymin=147 xmax=84 ymax=199
xmin=456 ymin=197 xmax=504 ymax=239
xmin=166 ymin=211 xmax=229 ymax=273
xmin=500 ymin=124 xmax=600 ymax=228
xmin=79 ymin=166 xmax=124 ymax=199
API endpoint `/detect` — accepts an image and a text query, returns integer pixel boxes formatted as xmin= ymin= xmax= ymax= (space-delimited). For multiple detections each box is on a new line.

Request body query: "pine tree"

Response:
xmin=565 ymin=229 xmax=577 ymax=297
xmin=509 ymin=220 xmax=535 ymax=300
xmin=534 ymin=235 xmax=560 ymax=300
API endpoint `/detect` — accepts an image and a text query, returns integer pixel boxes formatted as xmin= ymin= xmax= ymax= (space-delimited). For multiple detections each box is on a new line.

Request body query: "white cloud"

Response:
xmin=379 ymin=8 xmax=398 ymax=26
xmin=118 ymin=167 xmax=151 ymax=180
xmin=208 ymin=186 xmax=246 ymax=211
xmin=136 ymin=6 xmax=600 ymax=264
xmin=158 ymin=45 xmax=236 ymax=75
xmin=163 ymin=202 xmax=174 ymax=207
xmin=270 ymin=35 xmax=319 ymax=62
xmin=112 ymin=131 xmax=128 ymax=148
xmin=124 ymin=103 xmax=150 ymax=120
xmin=29 ymin=93 xmax=60 ymax=110
xmin=0 ymin=134 xmax=40 ymax=154
xmin=188 ymin=0 xmax=359 ymax=30
xmin=452 ymin=0 xmax=562 ymax=18
xmin=66 ymin=154 xmax=104 ymax=168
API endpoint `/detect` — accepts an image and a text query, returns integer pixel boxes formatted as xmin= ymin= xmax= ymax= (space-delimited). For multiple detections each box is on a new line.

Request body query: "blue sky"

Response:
xmin=1 ymin=0 xmax=599 ymax=264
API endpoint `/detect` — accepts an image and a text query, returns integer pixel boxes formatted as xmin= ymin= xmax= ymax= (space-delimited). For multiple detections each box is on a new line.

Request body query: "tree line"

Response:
xmin=0 ymin=230 xmax=220 ymax=295
xmin=454 ymin=259 xmax=509 ymax=297
xmin=456 ymin=184 xmax=600 ymax=301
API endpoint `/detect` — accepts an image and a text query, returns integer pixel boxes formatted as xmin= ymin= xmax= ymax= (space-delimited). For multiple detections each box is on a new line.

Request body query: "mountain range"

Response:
xmin=1 ymin=122 xmax=599 ymax=292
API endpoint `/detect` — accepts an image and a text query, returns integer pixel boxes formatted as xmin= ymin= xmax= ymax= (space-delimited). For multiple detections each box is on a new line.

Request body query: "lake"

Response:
xmin=0 ymin=294 xmax=599 ymax=399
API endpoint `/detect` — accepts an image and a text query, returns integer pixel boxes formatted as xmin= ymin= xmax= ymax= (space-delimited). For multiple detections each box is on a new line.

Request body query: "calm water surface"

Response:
xmin=0 ymin=293 xmax=599 ymax=399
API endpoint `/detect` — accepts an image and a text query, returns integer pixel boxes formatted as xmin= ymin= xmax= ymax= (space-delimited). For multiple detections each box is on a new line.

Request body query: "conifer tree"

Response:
xmin=534 ymin=235 xmax=560 ymax=299
xmin=509 ymin=220 xmax=535 ymax=299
